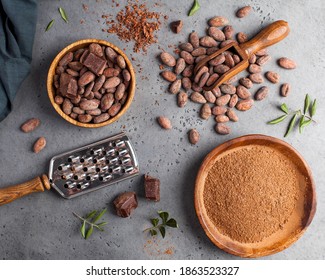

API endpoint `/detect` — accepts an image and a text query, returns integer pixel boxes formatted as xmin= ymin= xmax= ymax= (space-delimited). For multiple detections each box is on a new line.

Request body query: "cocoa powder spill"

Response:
xmin=203 ymin=145 xmax=302 ymax=243
xmin=103 ymin=1 xmax=164 ymax=53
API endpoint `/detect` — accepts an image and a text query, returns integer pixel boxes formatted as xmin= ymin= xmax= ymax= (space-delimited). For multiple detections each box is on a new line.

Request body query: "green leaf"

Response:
xmin=188 ymin=0 xmax=200 ymax=16
xmin=304 ymin=94 xmax=311 ymax=114
xmin=92 ymin=208 xmax=106 ymax=223
xmin=85 ymin=225 xmax=94 ymax=239
xmin=96 ymin=222 xmax=108 ymax=228
xmin=166 ymin=218 xmax=178 ymax=228
xmin=158 ymin=211 xmax=169 ymax=224
xmin=268 ymin=115 xmax=287 ymax=124
xmin=151 ymin=218 xmax=159 ymax=227
xmin=299 ymin=115 xmax=305 ymax=134
xmin=285 ymin=113 xmax=298 ymax=137
xmin=159 ymin=226 xmax=166 ymax=238
xmin=280 ymin=103 xmax=289 ymax=114
xmin=45 ymin=20 xmax=54 ymax=31
xmin=80 ymin=221 xmax=86 ymax=238
xmin=86 ymin=210 xmax=97 ymax=219
xmin=300 ymin=119 xmax=312 ymax=133
xmin=59 ymin=7 xmax=68 ymax=23
xmin=150 ymin=229 xmax=157 ymax=236
xmin=311 ymin=99 xmax=317 ymax=117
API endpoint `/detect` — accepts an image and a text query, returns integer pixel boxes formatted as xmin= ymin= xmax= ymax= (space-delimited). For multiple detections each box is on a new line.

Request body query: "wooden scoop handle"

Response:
xmin=0 ymin=175 xmax=51 ymax=206
xmin=240 ymin=20 xmax=290 ymax=57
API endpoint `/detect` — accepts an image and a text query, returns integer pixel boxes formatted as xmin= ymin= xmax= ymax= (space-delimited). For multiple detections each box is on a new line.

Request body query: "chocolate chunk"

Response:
xmin=82 ymin=52 xmax=107 ymax=75
xmin=144 ymin=175 xmax=160 ymax=201
xmin=59 ymin=73 xmax=77 ymax=97
xmin=113 ymin=192 xmax=138 ymax=217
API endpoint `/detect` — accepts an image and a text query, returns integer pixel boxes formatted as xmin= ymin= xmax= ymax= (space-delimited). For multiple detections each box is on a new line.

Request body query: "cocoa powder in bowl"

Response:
xmin=202 ymin=143 xmax=310 ymax=244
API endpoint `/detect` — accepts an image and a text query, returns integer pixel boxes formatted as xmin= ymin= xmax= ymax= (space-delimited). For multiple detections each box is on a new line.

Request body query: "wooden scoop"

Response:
xmin=194 ymin=20 xmax=290 ymax=91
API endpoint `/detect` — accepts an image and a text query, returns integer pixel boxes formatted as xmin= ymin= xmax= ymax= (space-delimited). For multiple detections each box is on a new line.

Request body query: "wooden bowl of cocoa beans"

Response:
xmin=47 ymin=39 xmax=136 ymax=128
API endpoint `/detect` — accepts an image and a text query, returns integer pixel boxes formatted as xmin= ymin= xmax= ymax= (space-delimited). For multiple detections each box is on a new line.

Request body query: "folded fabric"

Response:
xmin=0 ymin=0 xmax=38 ymax=122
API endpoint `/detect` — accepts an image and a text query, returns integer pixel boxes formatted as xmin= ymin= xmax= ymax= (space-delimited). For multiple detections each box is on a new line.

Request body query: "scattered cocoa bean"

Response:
xmin=236 ymin=6 xmax=252 ymax=18
xmin=220 ymin=84 xmax=236 ymax=95
xmin=177 ymin=91 xmax=188 ymax=107
xmin=236 ymin=85 xmax=251 ymax=99
xmin=255 ymin=86 xmax=269 ymax=101
xmin=20 ymin=118 xmax=40 ymax=133
xmin=160 ymin=70 xmax=177 ymax=82
xmin=179 ymin=42 xmax=194 ymax=52
xmin=208 ymin=27 xmax=226 ymax=41
xmin=208 ymin=16 xmax=229 ymax=27
xmin=198 ymin=72 xmax=210 ymax=88
xmin=223 ymin=25 xmax=234 ymax=40
xmin=214 ymin=64 xmax=230 ymax=74
xmin=248 ymin=64 xmax=262 ymax=74
xmin=256 ymin=55 xmax=271 ymax=66
xmin=255 ymin=48 xmax=268 ymax=56
xmin=204 ymin=91 xmax=216 ymax=103
xmin=215 ymin=115 xmax=229 ymax=123
xmin=200 ymin=103 xmax=212 ymax=120
xmin=280 ymin=83 xmax=291 ymax=97
xmin=265 ymin=71 xmax=280 ymax=83
xmin=194 ymin=66 xmax=208 ymax=84
xmin=278 ymin=57 xmax=297 ymax=69
xmin=236 ymin=99 xmax=254 ymax=111
xmin=249 ymin=73 xmax=264 ymax=84
xmin=157 ymin=116 xmax=172 ymax=129
xmin=216 ymin=94 xmax=231 ymax=106
xmin=182 ymin=65 xmax=194 ymax=77
xmin=212 ymin=106 xmax=227 ymax=115
xmin=192 ymin=47 xmax=207 ymax=57
xmin=180 ymin=51 xmax=194 ymax=64
xmin=236 ymin=32 xmax=248 ymax=43
xmin=181 ymin=77 xmax=192 ymax=90
xmin=33 ymin=137 xmax=46 ymax=153
xmin=215 ymin=123 xmax=230 ymax=135
xmin=226 ymin=109 xmax=239 ymax=122
xmin=200 ymin=36 xmax=218 ymax=47
xmin=228 ymin=94 xmax=238 ymax=108
xmin=206 ymin=73 xmax=220 ymax=87
xmin=189 ymin=31 xmax=200 ymax=48
xmin=160 ymin=52 xmax=176 ymax=67
xmin=169 ymin=79 xmax=182 ymax=94
xmin=190 ymin=92 xmax=207 ymax=104
xmin=174 ymin=58 xmax=186 ymax=75
xmin=188 ymin=129 xmax=200 ymax=144
xmin=239 ymin=77 xmax=253 ymax=89
xmin=209 ymin=54 xmax=225 ymax=66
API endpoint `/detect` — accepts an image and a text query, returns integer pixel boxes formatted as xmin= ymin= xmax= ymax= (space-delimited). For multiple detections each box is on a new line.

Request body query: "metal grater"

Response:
xmin=48 ymin=132 xmax=139 ymax=199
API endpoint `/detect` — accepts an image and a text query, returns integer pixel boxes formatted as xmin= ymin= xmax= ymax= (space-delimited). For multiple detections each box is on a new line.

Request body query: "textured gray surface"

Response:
xmin=0 ymin=0 xmax=324 ymax=260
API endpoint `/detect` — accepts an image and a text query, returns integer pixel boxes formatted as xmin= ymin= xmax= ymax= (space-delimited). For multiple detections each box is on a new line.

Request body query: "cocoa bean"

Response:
xmin=62 ymin=98 xmax=73 ymax=115
xmin=248 ymin=54 xmax=257 ymax=64
xmin=233 ymin=54 xmax=241 ymax=64
xmin=219 ymin=39 xmax=235 ymax=48
xmin=192 ymin=47 xmax=207 ymax=57
xmin=224 ymin=53 xmax=235 ymax=68
xmin=278 ymin=57 xmax=297 ymax=69
xmin=198 ymin=72 xmax=210 ymax=88
xmin=68 ymin=61 xmax=83 ymax=71
xmin=20 ymin=118 xmax=40 ymax=133
xmin=208 ymin=27 xmax=226 ymax=41
xmin=280 ymin=83 xmax=291 ymax=97
xmin=122 ymin=69 xmax=131 ymax=82
xmin=223 ymin=25 xmax=234 ymax=40
xmin=70 ymin=112 xmax=77 ymax=120
xmin=265 ymin=71 xmax=280 ymax=83
xmin=209 ymin=54 xmax=225 ymax=66
xmin=103 ymin=67 xmax=120 ymax=77
xmin=55 ymin=66 xmax=65 ymax=75
xmin=179 ymin=42 xmax=194 ymax=52
xmin=115 ymin=83 xmax=126 ymax=100
xmin=206 ymin=73 xmax=220 ymax=87
xmin=212 ymin=106 xmax=227 ymax=115
xmin=208 ymin=16 xmax=229 ymax=27
xmin=59 ymin=52 xmax=73 ymax=66
xmin=225 ymin=75 xmax=238 ymax=84
xmin=84 ymin=81 xmax=95 ymax=97
xmin=248 ymin=64 xmax=262 ymax=74
xmin=255 ymin=48 xmax=268 ymax=56
xmin=236 ymin=6 xmax=252 ymax=18
xmin=108 ymin=103 xmax=121 ymax=117
xmin=106 ymin=87 xmax=116 ymax=94
xmin=79 ymin=99 xmax=99 ymax=110
xmin=33 ymin=137 xmax=46 ymax=153
xmin=94 ymin=92 xmax=102 ymax=100
xmin=228 ymin=94 xmax=238 ymax=108
xmin=79 ymin=50 xmax=90 ymax=63
xmin=72 ymin=107 xmax=85 ymax=115
xmin=204 ymin=91 xmax=216 ymax=103
xmin=239 ymin=77 xmax=253 ymax=89
xmin=236 ymin=85 xmax=251 ymax=99
xmin=192 ymin=83 xmax=202 ymax=92
xmin=93 ymin=113 xmax=110 ymax=124
xmin=100 ymin=93 xmax=114 ymax=111
xmin=177 ymin=91 xmax=188 ymax=107
xmin=226 ymin=109 xmax=239 ymax=122
xmin=88 ymin=43 xmax=103 ymax=57
xmin=103 ymin=77 xmax=121 ymax=88
xmin=169 ymin=79 xmax=182 ymax=94
xmin=116 ymin=55 xmax=126 ymax=69
xmin=255 ymin=86 xmax=269 ymax=101
xmin=194 ymin=66 xmax=208 ymax=83
xmin=157 ymin=116 xmax=172 ymax=129
xmin=215 ymin=123 xmax=230 ymax=135
xmin=174 ymin=58 xmax=186 ymax=75
xmin=189 ymin=32 xmax=199 ymax=48
xmin=170 ymin=20 xmax=183 ymax=33
xmin=70 ymin=95 xmax=81 ymax=105
xmin=212 ymin=87 xmax=222 ymax=98
xmin=105 ymin=47 xmax=118 ymax=62
xmin=199 ymin=36 xmax=218 ymax=47
xmin=74 ymin=48 xmax=84 ymax=61
xmin=216 ymin=94 xmax=231 ymax=106
xmin=190 ymin=92 xmax=207 ymax=104
xmin=236 ymin=99 xmax=254 ymax=111
xmin=78 ymin=71 xmax=95 ymax=87
xmin=180 ymin=51 xmax=194 ymax=64
xmin=215 ymin=115 xmax=229 ymax=123
xmin=214 ymin=64 xmax=230 ymax=74
xmin=86 ymin=91 xmax=95 ymax=100
xmin=93 ymin=75 xmax=106 ymax=92
xmin=66 ymin=69 xmax=79 ymax=77
xmin=249 ymin=73 xmax=264 ymax=84
xmin=55 ymin=95 xmax=64 ymax=105
xmin=220 ymin=84 xmax=236 ymax=95
xmin=182 ymin=77 xmax=192 ymax=90
xmin=160 ymin=52 xmax=176 ymax=67
xmin=200 ymin=103 xmax=212 ymax=120
xmin=78 ymin=114 xmax=93 ymax=123
xmin=188 ymin=129 xmax=200 ymax=144
xmin=236 ymin=32 xmax=248 ymax=43
xmin=87 ymin=108 xmax=102 ymax=116
xmin=256 ymin=55 xmax=271 ymax=66
xmin=182 ymin=65 xmax=194 ymax=77
xmin=206 ymin=46 xmax=220 ymax=55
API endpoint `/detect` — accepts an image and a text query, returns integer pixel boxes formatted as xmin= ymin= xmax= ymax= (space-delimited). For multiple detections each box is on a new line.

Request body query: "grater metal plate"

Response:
xmin=48 ymin=132 xmax=139 ymax=199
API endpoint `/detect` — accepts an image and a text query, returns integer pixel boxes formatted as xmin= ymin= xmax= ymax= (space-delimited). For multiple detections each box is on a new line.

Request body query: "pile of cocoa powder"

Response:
xmin=203 ymin=145 xmax=302 ymax=243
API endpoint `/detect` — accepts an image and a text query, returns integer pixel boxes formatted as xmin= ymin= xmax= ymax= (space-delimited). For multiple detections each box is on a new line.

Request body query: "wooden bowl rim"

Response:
xmin=47 ymin=38 xmax=136 ymax=128
xmin=194 ymin=134 xmax=316 ymax=258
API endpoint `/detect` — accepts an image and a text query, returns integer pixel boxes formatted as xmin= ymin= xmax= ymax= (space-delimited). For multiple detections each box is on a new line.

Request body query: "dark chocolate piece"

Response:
xmin=113 ymin=191 xmax=138 ymax=217
xmin=59 ymin=73 xmax=77 ymax=97
xmin=82 ymin=52 xmax=107 ymax=75
xmin=144 ymin=175 xmax=160 ymax=201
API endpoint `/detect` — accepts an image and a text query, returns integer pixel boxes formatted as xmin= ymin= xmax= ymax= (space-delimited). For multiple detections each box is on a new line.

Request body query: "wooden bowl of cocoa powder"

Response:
xmin=47 ymin=39 xmax=136 ymax=128
xmin=194 ymin=134 xmax=316 ymax=258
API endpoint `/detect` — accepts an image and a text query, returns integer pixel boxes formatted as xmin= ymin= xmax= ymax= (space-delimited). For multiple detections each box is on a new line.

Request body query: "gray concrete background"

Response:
xmin=0 ymin=0 xmax=324 ymax=260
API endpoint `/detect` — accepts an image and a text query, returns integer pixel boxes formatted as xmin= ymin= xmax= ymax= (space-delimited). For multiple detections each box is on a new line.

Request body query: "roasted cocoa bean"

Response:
xmin=170 ymin=20 xmax=183 ymax=33
xmin=206 ymin=73 xmax=220 ymax=87
xmin=179 ymin=42 xmax=194 ymax=52
xmin=215 ymin=123 xmax=230 ymax=135
xmin=62 ymin=98 xmax=73 ymax=115
xmin=180 ymin=51 xmax=194 ymax=64
xmin=216 ymin=94 xmax=231 ymax=106
xmin=278 ymin=57 xmax=297 ymax=69
xmin=174 ymin=58 xmax=186 ymax=75
xmin=115 ymin=83 xmax=126 ymax=100
xmin=116 ymin=55 xmax=126 ymax=69
xmin=21 ymin=118 xmax=40 ymax=133
xmin=190 ymin=92 xmax=207 ymax=104
xmin=72 ymin=107 xmax=85 ymax=115
xmin=236 ymin=32 xmax=248 ymax=43
xmin=236 ymin=99 xmax=254 ymax=111
xmin=214 ymin=64 xmax=230 ymax=74
xmin=198 ymin=72 xmax=210 ymax=88
xmin=212 ymin=106 xmax=227 ymax=115
xmin=108 ymin=103 xmax=121 ymax=117
xmin=182 ymin=65 xmax=194 ymax=77
xmin=204 ymin=91 xmax=216 ymax=103
xmin=78 ymin=114 xmax=93 ymax=123
xmin=192 ymin=47 xmax=207 ymax=57
xmin=181 ymin=77 xmax=192 ymax=90
xmin=78 ymin=71 xmax=96 ymax=87
xmin=226 ymin=109 xmax=239 ymax=122
xmin=59 ymin=52 xmax=73 ymax=66
xmin=249 ymin=73 xmax=264 ymax=84
xmin=239 ymin=77 xmax=253 ymax=89
xmin=87 ymin=108 xmax=102 ymax=116
xmin=33 ymin=137 xmax=46 ymax=153
xmin=256 ymin=55 xmax=271 ymax=66
xmin=188 ymin=129 xmax=200 ymax=144
xmin=177 ymin=91 xmax=188 ymax=107
xmin=220 ymin=84 xmax=236 ymax=95
xmin=100 ymin=93 xmax=114 ymax=111
xmin=160 ymin=52 xmax=176 ymax=67
xmin=79 ymin=99 xmax=99 ymax=111
xmin=200 ymin=36 xmax=218 ymax=47
xmin=236 ymin=85 xmax=251 ymax=99
xmin=54 ymin=95 xmax=64 ymax=105
xmin=208 ymin=16 xmax=229 ymax=27
xmin=209 ymin=54 xmax=225 ymax=66
xmin=228 ymin=94 xmax=238 ymax=108
xmin=208 ymin=27 xmax=226 ymax=41
xmin=215 ymin=115 xmax=229 ymax=123
xmin=255 ymin=86 xmax=269 ymax=101
xmin=280 ymin=83 xmax=291 ymax=97
xmin=189 ymin=31 xmax=200 ymax=48
xmin=200 ymin=103 xmax=212 ymax=120
xmin=265 ymin=71 xmax=280 ymax=83
xmin=236 ymin=6 xmax=252 ymax=18
xmin=248 ymin=64 xmax=262 ymax=74
xmin=157 ymin=116 xmax=172 ymax=129
xmin=93 ymin=113 xmax=110 ymax=123
xmin=223 ymin=25 xmax=234 ymax=39
xmin=194 ymin=66 xmax=208 ymax=84
xmin=169 ymin=79 xmax=182 ymax=94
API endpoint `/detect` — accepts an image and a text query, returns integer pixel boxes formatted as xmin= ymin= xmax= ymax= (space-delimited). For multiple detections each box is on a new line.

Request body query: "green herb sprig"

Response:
xmin=144 ymin=211 xmax=178 ymax=238
xmin=45 ymin=19 xmax=54 ymax=31
xmin=73 ymin=209 xmax=108 ymax=239
xmin=59 ymin=7 xmax=68 ymax=23
xmin=268 ymin=94 xmax=317 ymax=137
xmin=188 ymin=0 xmax=200 ymax=16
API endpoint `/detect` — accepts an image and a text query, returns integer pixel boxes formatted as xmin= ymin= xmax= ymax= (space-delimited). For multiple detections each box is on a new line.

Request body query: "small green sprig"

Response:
xmin=188 ymin=0 xmax=200 ymax=16
xmin=59 ymin=7 xmax=68 ymax=23
xmin=73 ymin=209 xmax=108 ymax=239
xmin=268 ymin=94 xmax=317 ymax=137
xmin=144 ymin=211 xmax=178 ymax=238
xmin=45 ymin=19 xmax=54 ymax=31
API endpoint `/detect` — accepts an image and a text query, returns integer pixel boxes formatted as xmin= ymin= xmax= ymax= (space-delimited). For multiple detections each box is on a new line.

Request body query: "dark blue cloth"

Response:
xmin=0 ymin=0 xmax=37 ymax=121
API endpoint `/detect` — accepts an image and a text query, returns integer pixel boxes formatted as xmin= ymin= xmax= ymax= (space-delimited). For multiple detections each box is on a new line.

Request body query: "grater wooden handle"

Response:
xmin=0 ymin=175 xmax=51 ymax=206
